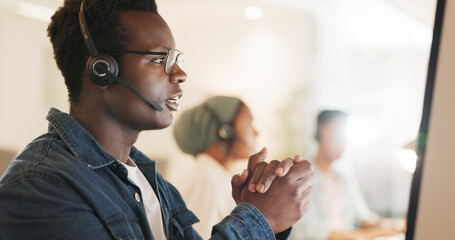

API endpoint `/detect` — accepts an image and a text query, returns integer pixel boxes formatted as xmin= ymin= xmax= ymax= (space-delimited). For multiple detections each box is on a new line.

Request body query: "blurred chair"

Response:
xmin=0 ymin=148 xmax=16 ymax=176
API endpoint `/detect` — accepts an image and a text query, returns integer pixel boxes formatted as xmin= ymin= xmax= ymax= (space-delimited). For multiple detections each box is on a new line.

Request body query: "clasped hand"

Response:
xmin=231 ymin=147 xmax=314 ymax=234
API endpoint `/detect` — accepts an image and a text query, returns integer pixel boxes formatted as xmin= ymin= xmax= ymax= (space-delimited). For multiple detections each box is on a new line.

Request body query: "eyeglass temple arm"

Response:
xmin=106 ymin=50 xmax=168 ymax=55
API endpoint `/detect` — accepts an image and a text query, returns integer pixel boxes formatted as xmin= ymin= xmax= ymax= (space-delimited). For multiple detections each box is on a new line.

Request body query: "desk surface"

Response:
xmin=375 ymin=233 xmax=405 ymax=240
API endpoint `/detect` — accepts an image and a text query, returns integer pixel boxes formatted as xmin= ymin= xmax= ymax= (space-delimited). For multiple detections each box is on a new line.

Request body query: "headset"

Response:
xmin=203 ymin=104 xmax=235 ymax=141
xmin=203 ymin=103 xmax=258 ymax=154
xmin=78 ymin=0 xmax=163 ymax=111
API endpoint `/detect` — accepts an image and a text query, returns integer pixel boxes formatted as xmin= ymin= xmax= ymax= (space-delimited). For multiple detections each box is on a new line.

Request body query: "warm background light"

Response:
xmin=397 ymin=149 xmax=417 ymax=173
xmin=244 ymin=5 xmax=262 ymax=21
xmin=346 ymin=116 xmax=379 ymax=147
xmin=0 ymin=0 xmax=437 ymax=220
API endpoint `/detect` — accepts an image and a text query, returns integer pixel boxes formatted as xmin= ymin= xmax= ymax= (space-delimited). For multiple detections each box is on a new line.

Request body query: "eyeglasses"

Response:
xmin=107 ymin=49 xmax=184 ymax=75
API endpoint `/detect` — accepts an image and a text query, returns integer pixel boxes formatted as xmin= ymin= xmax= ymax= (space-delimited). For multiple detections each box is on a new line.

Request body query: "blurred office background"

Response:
xmin=0 ymin=0 xmax=436 ymax=219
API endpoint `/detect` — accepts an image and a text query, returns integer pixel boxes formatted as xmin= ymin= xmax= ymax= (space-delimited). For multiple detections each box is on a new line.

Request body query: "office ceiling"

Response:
xmin=0 ymin=0 xmax=437 ymax=26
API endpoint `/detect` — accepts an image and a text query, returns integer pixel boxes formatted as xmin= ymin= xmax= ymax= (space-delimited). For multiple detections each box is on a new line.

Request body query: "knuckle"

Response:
xmin=256 ymin=161 xmax=268 ymax=169
xmin=285 ymin=157 xmax=294 ymax=163
xmin=231 ymin=175 xmax=239 ymax=184
xmin=290 ymin=189 xmax=299 ymax=198
xmin=297 ymin=200 xmax=305 ymax=212
xmin=301 ymin=201 xmax=311 ymax=216
xmin=269 ymin=160 xmax=280 ymax=166
xmin=258 ymin=174 xmax=277 ymax=185
xmin=285 ymin=176 xmax=295 ymax=184
xmin=248 ymin=153 xmax=260 ymax=163
xmin=281 ymin=158 xmax=294 ymax=167
xmin=262 ymin=175 xmax=276 ymax=184
xmin=307 ymin=185 xmax=314 ymax=193
xmin=249 ymin=152 xmax=260 ymax=159
xmin=302 ymin=186 xmax=314 ymax=198
xmin=260 ymin=170 xmax=275 ymax=179
xmin=293 ymin=211 xmax=303 ymax=222
xmin=304 ymin=201 xmax=311 ymax=211
xmin=303 ymin=160 xmax=313 ymax=169
xmin=306 ymin=186 xmax=314 ymax=195
xmin=294 ymin=202 xmax=306 ymax=219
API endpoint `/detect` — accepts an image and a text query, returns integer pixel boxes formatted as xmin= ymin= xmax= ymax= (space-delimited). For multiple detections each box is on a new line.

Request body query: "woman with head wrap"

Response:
xmin=173 ymin=96 xmax=258 ymax=239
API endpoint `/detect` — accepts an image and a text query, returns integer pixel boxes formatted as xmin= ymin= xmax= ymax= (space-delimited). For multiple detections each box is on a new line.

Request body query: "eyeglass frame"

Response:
xmin=106 ymin=49 xmax=184 ymax=75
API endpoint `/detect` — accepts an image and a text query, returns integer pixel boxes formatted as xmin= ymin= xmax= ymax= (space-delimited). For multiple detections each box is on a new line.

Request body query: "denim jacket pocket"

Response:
xmin=169 ymin=208 xmax=199 ymax=239
xmin=103 ymin=212 xmax=145 ymax=240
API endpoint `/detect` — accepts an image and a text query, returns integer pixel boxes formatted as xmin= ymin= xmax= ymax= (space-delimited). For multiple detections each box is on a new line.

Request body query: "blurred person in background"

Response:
xmin=292 ymin=110 xmax=402 ymax=240
xmin=174 ymin=96 xmax=294 ymax=239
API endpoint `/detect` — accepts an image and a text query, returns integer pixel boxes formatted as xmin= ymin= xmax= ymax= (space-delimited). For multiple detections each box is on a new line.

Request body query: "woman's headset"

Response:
xmin=203 ymin=104 xmax=235 ymax=141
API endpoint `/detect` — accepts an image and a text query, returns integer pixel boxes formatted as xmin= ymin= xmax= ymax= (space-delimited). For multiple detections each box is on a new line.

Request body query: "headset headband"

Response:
xmin=203 ymin=104 xmax=235 ymax=141
xmin=79 ymin=0 xmax=99 ymax=57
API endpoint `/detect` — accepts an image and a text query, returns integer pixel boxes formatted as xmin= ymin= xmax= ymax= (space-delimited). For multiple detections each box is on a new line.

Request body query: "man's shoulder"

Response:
xmin=0 ymin=132 xmax=79 ymax=188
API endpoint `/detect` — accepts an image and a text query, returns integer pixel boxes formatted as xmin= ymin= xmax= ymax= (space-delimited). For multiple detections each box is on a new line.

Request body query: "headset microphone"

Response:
xmin=95 ymin=65 xmax=163 ymax=111
xmin=79 ymin=0 xmax=163 ymax=112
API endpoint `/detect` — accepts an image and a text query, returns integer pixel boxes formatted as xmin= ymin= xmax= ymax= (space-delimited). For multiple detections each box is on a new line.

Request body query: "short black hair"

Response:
xmin=315 ymin=110 xmax=348 ymax=141
xmin=47 ymin=0 xmax=158 ymax=105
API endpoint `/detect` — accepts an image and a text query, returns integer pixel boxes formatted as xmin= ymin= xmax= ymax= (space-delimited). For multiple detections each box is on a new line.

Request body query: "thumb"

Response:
xmin=247 ymin=147 xmax=268 ymax=174
xmin=231 ymin=169 xmax=248 ymax=204
xmin=294 ymin=154 xmax=304 ymax=163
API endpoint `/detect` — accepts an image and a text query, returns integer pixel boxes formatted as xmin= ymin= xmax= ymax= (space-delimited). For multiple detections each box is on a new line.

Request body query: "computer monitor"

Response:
xmin=406 ymin=0 xmax=455 ymax=239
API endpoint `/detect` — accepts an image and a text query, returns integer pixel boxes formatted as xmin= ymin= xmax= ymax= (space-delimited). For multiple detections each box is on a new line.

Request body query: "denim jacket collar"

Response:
xmin=46 ymin=107 xmax=148 ymax=170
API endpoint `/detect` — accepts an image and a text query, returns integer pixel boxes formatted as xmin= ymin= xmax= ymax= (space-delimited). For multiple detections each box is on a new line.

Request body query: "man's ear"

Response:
xmin=80 ymin=74 xmax=110 ymax=96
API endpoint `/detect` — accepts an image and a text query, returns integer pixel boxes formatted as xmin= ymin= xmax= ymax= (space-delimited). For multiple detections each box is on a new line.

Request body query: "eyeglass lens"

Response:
xmin=165 ymin=49 xmax=184 ymax=74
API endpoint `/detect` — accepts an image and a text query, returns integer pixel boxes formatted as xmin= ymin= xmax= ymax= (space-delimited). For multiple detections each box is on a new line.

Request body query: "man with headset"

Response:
xmin=0 ymin=0 xmax=314 ymax=239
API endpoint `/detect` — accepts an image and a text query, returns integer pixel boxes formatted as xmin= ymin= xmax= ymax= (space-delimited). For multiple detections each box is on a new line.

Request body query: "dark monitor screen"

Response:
xmin=406 ymin=0 xmax=455 ymax=239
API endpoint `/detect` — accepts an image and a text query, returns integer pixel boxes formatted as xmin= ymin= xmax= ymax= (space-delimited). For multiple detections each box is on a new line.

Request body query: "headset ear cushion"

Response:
xmin=86 ymin=54 xmax=119 ymax=86
xmin=218 ymin=124 xmax=235 ymax=140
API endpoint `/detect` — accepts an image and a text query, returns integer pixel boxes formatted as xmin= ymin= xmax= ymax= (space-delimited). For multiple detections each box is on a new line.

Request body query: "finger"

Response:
xmin=286 ymin=160 xmax=313 ymax=180
xmin=300 ymin=186 xmax=314 ymax=201
xmin=247 ymin=147 xmax=268 ymax=175
xmin=295 ymin=172 xmax=315 ymax=194
xmin=231 ymin=169 xmax=248 ymax=204
xmin=274 ymin=158 xmax=294 ymax=177
xmin=301 ymin=200 xmax=311 ymax=216
xmin=232 ymin=169 xmax=249 ymax=187
xmin=256 ymin=160 xmax=280 ymax=193
xmin=296 ymin=187 xmax=313 ymax=220
xmin=248 ymin=161 xmax=268 ymax=192
xmin=293 ymin=154 xmax=304 ymax=163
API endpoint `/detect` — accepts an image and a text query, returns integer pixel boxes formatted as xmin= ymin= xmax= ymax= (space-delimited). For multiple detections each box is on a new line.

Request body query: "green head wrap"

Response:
xmin=173 ymin=96 xmax=242 ymax=156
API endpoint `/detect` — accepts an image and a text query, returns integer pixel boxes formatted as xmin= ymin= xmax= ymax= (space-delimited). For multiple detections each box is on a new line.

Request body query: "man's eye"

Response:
xmin=150 ymin=57 xmax=166 ymax=64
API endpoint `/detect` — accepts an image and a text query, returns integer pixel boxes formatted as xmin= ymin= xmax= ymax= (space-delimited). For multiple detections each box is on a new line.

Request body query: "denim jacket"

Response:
xmin=0 ymin=108 xmax=291 ymax=240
